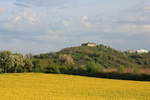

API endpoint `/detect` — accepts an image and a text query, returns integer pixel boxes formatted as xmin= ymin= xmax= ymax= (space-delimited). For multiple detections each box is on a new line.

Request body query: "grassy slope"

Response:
xmin=0 ymin=73 xmax=149 ymax=100
xmin=39 ymin=45 xmax=138 ymax=68
xmin=129 ymin=53 xmax=150 ymax=67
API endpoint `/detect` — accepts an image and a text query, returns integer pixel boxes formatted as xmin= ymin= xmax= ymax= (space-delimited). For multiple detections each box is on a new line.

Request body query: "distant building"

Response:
xmin=126 ymin=49 xmax=149 ymax=54
xmin=81 ymin=42 xmax=97 ymax=47
xmin=136 ymin=49 xmax=149 ymax=54
xmin=126 ymin=50 xmax=136 ymax=53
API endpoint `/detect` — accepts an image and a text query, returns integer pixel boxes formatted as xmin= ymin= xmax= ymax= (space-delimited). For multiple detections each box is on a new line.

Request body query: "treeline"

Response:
xmin=0 ymin=44 xmax=150 ymax=81
xmin=128 ymin=53 xmax=150 ymax=67
xmin=32 ymin=58 xmax=150 ymax=81
xmin=0 ymin=51 xmax=33 ymax=73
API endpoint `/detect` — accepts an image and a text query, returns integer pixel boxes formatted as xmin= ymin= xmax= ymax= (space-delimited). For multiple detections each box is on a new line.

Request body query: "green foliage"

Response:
xmin=32 ymin=58 xmax=54 ymax=72
xmin=0 ymin=44 xmax=149 ymax=81
xmin=23 ymin=58 xmax=33 ymax=72
xmin=84 ymin=62 xmax=103 ymax=74
xmin=44 ymin=63 xmax=61 ymax=73
xmin=98 ymin=64 xmax=104 ymax=72
xmin=0 ymin=51 xmax=33 ymax=73
xmin=37 ymin=44 xmax=137 ymax=69
xmin=0 ymin=51 xmax=12 ymax=73
xmin=59 ymin=54 xmax=75 ymax=66
xmin=32 ymin=59 xmax=44 ymax=72
xmin=33 ymin=44 xmax=149 ymax=76
xmin=129 ymin=53 xmax=150 ymax=67
xmin=0 ymin=68 xmax=3 ymax=73
xmin=117 ymin=66 xmax=125 ymax=73
xmin=12 ymin=53 xmax=25 ymax=72
xmin=132 ymin=67 xmax=140 ymax=74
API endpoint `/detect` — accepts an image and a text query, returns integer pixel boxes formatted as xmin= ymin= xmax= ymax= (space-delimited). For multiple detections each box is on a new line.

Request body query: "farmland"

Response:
xmin=0 ymin=73 xmax=149 ymax=100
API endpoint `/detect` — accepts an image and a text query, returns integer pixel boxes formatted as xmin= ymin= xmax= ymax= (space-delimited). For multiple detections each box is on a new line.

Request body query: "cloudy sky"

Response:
xmin=0 ymin=0 xmax=150 ymax=54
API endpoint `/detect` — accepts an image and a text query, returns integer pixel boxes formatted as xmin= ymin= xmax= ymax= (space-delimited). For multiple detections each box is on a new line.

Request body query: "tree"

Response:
xmin=0 ymin=51 xmax=13 ymax=73
xmin=84 ymin=62 xmax=103 ymax=74
xmin=23 ymin=58 xmax=33 ymax=72
xmin=117 ymin=66 xmax=125 ymax=73
xmin=12 ymin=54 xmax=25 ymax=72
xmin=59 ymin=54 xmax=75 ymax=66
xmin=0 ymin=51 xmax=33 ymax=73
xmin=132 ymin=67 xmax=140 ymax=74
xmin=32 ymin=59 xmax=44 ymax=72
xmin=44 ymin=63 xmax=61 ymax=73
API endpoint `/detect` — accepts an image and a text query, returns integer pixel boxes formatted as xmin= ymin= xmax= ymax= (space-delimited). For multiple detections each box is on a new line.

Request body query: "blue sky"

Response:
xmin=0 ymin=0 xmax=150 ymax=54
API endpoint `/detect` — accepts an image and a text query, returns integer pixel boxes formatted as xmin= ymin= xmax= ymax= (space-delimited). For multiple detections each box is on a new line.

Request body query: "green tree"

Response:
xmin=132 ymin=67 xmax=140 ymax=74
xmin=0 ymin=51 xmax=33 ymax=73
xmin=32 ymin=59 xmax=44 ymax=72
xmin=84 ymin=62 xmax=102 ymax=74
xmin=0 ymin=51 xmax=13 ymax=73
xmin=117 ymin=66 xmax=125 ymax=73
xmin=23 ymin=58 xmax=33 ymax=72
xmin=12 ymin=54 xmax=25 ymax=72
xmin=59 ymin=54 xmax=75 ymax=67
xmin=44 ymin=63 xmax=61 ymax=73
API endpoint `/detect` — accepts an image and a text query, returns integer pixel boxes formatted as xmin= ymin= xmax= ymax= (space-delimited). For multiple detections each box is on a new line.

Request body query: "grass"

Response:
xmin=0 ymin=73 xmax=149 ymax=100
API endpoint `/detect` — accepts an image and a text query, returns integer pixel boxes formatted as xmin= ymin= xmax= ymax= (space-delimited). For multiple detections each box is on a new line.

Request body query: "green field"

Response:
xmin=0 ymin=73 xmax=149 ymax=100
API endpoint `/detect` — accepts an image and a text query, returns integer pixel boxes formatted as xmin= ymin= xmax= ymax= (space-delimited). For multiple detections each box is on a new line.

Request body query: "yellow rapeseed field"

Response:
xmin=0 ymin=73 xmax=149 ymax=100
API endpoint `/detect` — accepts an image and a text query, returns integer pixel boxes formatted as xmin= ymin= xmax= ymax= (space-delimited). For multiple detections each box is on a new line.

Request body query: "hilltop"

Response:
xmin=34 ymin=44 xmax=138 ymax=68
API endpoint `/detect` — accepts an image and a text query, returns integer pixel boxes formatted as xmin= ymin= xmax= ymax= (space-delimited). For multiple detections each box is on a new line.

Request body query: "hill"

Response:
xmin=0 ymin=73 xmax=149 ymax=100
xmin=0 ymin=46 xmax=149 ymax=81
xmin=128 ymin=53 xmax=150 ymax=67
xmin=34 ymin=44 xmax=138 ymax=68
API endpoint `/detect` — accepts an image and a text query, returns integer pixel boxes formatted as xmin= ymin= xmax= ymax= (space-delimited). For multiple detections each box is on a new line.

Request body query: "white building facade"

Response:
xmin=136 ymin=49 xmax=149 ymax=54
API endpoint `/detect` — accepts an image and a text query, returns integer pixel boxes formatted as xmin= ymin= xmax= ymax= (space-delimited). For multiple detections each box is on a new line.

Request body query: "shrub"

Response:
xmin=84 ymin=62 xmax=103 ymax=74
xmin=98 ymin=64 xmax=104 ymax=72
xmin=117 ymin=66 xmax=125 ymax=73
xmin=33 ymin=65 xmax=44 ymax=73
xmin=44 ymin=63 xmax=61 ymax=74
xmin=0 ymin=68 xmax=3 ymax=73
xmin=132 ymin=67 xmax=140 ymax=74
xmin=59 ymin=54 xmax=75 ymax=66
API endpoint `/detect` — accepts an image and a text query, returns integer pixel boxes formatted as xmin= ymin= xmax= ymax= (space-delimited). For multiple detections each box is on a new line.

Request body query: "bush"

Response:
xmin=44 ymin=63 xmax=61 ymax=74
xmin=84 ymin=62 xmax=103 ymax=74
xmin=98 ymin=64 xmax=104 ymax=72
xmin=117 ymin=66 xmax=125 ymax=73
xmin=0 ymin=68 xmax=3 ymax=73
xmin=132 ymin=67 xmax=140 ymax=74
xmin=58 ymin=65 xmax=69 ymax=74
xmin=33 ymin=65 xmax=44 ymax=73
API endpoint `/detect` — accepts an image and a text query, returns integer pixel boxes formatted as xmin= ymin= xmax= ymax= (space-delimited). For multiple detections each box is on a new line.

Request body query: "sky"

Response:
xmin=0 ymin=0 xmax=150 ymax=54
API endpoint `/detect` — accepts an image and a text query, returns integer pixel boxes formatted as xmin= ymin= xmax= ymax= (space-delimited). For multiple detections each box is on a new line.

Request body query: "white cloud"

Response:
xmin=144 ymin=6 xmax=150 ymax=11
xmin=117 ymin=24 xmax=150 ymax=34
xmin=81 ymin=16 xmax=92 ymax=28
xmin=17 ymin=9 xmax=38 ymax=24
xmin=14 ymin=0 xmax=68 ymax=8
xmin=1 ymin=8 xmax=41 ymax=32
xmin=14 ymin=16 xmax=22 ymax=22
xmin=33 ymin=30 xmax=64 ymax=41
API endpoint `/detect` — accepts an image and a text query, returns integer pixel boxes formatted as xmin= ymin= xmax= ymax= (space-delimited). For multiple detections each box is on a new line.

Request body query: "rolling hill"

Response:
xmin=35 ymin=44 xmax=139 ymax=68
